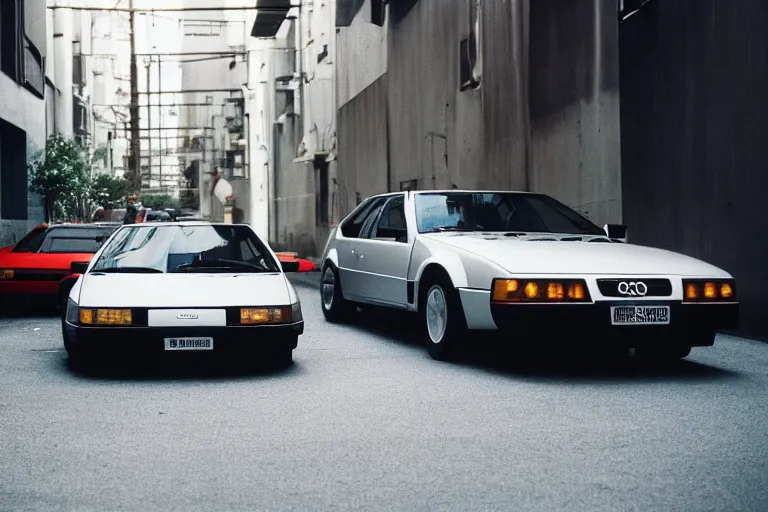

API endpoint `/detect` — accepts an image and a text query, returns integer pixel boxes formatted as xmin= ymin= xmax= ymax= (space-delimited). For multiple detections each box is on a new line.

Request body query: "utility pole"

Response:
xmin=128 ymin=0 xmax=141 ymax=193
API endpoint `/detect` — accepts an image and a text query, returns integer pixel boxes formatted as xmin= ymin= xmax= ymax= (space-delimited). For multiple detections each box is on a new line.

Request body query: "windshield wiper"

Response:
xmin=177 ymin=259 xmax=269 ymax=273
xmin=424 ymin=226 xmax=477 ymax=233
xmin=91 ymin=266 xmax=163 ymax=274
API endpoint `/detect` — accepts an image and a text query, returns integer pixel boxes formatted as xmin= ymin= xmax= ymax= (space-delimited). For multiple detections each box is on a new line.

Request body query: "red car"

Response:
xmin=0 ymin=223 xmax=117 ymax=307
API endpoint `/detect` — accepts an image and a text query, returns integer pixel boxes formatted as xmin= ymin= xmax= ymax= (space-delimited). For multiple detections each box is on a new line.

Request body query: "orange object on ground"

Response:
xmin=275 ymin=253 xmax=315 ymax=272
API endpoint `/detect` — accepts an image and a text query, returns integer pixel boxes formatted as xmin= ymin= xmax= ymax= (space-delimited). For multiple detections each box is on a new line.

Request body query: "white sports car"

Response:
xmin=319 ymin=190 xmax=738 ymax=361
xmin=61 ymin=222 xmax=304 ymax=368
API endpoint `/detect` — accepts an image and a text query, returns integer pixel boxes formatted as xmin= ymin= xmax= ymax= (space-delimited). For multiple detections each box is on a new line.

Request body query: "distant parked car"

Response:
xmin=319 ymin=190 xmax=738 ymax=362
xmin=145 ymin=210 xmax=173 ymax=222
xmin=0 ymin=223 xmax=117 ymax=307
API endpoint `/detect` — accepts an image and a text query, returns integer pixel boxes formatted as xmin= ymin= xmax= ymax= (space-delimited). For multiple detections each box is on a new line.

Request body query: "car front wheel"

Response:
xmin=320 ymin=264 xmax=355 ymax=323
xmin=423 ymin=279 xmax=467 ymax=361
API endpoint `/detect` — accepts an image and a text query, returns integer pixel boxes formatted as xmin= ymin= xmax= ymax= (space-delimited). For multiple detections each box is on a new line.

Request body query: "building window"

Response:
xmin=0 ymin=0 xmax=22 ymax=81
xmin=183 ymin=20 xmax=223 ymax=36
xmin=0 ymin=119 xmax=29 ymax=220
xmin=315 ymin=162 xmax=329 ymax=227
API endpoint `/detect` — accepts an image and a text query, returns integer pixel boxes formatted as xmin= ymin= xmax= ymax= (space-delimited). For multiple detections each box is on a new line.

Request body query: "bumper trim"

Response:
xmin=64 ymin=320 xmax=303 ymax=354
xmin=489 ymin=300 xmax=738 ymax=344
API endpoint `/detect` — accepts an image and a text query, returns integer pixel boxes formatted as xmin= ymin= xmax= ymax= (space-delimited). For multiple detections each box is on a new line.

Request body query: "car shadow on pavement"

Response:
xmin=56 ymin=355 xmax=305 ymax=382
xmin=461 ymin=348 xmax=740 ymax=384
xmin=342 ymin=306 xmax=740 ymax=383
xmin=0 ymin=300 xmax=59 ymax=318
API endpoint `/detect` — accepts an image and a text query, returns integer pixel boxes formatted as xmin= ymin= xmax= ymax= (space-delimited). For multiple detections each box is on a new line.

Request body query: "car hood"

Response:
xmin=424 ymin=233 xmax=730 ymax=277
xmin=77 ymin=272 xmax=293 ymax=308
xmin=0 ymin=252 xmax=94 ymax=269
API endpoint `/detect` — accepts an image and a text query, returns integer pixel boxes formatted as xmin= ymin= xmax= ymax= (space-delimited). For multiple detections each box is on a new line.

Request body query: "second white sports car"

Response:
xmin=319 ymin=190 xmax=738 ymax=361
xmin=62 ymin=222 xmax=304 ymax=368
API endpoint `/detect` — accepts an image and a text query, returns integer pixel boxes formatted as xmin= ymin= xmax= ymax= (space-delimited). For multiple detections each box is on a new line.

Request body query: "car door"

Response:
xmin=353 ymin=194 xmax=412 ymax=308
xmin=335 ymin=197 xmax=387 ymax=299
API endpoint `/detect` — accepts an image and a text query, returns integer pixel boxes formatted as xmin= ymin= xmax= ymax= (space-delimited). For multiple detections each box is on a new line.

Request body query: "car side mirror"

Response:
xmin=604 ymin=224 xmax=628 ymax=242
xmin=70 ymin=261 xmax=89 ymax=274
xmin=281 ymin=260 xmax=300 ymax=273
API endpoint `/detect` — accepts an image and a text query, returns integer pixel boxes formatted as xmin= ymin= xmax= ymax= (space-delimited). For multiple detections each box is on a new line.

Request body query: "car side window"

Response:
xmin=359 ymin=202 xmax=386 ymax=239
xmin=372 ymin=195 xmax=407 ymax=242
xmin=339 ymin=197 xmax=386 ymax=238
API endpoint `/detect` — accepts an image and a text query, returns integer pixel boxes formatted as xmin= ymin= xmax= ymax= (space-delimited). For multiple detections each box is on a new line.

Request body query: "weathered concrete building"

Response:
xmin=619 ymin=0 xmax=768 ymax=337
xmin=248 ymin=0 xmax=337 ymax=256
xmin=0 ymin=0 xmax=47 ymax=245
xmin=336 ymin=0 xmax=622 ymax=227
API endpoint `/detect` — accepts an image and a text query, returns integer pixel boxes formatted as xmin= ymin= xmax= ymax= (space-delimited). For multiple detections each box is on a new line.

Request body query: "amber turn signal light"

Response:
xmin=240 ymin=307 xmax=291 ymax=325
xmin=492 ymin=278 xmax=591 ymax=303
xmin=683 ymin=280 xmax=736 ymax=302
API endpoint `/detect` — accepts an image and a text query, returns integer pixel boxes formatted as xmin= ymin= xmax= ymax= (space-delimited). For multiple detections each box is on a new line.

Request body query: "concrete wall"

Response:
xmin=386 ymin=0 xmax=481 ymax=193
xmin=620 ymin=0 xmax=768 ymax=337
xmin=337 ymin=75 xmax=389 ymax=215
xmin=528 ymin=0 xmax=622 ymax=227
xmin=336 ymin=0 xmax=388 ymax=108
xmin=272 ymin=114 xmax=316 ymax=256
xmin=0 ymin=0 xmax=47 ymax=246
xmin=335 ymin=0 xmax=621 ymax=227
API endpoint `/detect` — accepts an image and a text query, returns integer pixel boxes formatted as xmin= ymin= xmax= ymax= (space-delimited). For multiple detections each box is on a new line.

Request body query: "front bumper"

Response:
xmin=64 ymin=320 xmax=303 ymax=356
xmin=489 ymin=301 xmax=738 ymax=346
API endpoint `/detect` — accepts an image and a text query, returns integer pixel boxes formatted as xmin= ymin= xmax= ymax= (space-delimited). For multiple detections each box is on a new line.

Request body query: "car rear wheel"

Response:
xmin=422 ymin=277 xmax=467 ymax=361
xmin=320 ymin=264 xmax=355 ymax=323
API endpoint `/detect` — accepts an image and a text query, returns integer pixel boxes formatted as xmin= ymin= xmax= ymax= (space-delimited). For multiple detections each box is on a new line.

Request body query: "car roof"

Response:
xmin=123 ymin=221 xmax=239 ymax=228
xmin=367 ymin=190 xmax=539 ymax=199
xmin=49 ymin=223 xmax=116 ymax=230
xmin=409 ymin=189 xmax=533 ymax=195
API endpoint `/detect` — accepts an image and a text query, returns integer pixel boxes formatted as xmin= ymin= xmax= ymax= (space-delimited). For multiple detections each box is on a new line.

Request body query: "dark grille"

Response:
xmin=597 ymin=278 xmax=672 ymax=297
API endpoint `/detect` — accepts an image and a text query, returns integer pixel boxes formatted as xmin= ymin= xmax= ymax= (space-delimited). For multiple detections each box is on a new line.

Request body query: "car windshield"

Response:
xmin=38 ymin=227 xmax=115 ymax=254
xmin=414 ymin=192 xmax=606 ymax=236
xmin=12 ymin=227 xmax=49 ymax=253
xmin=89 ymin=224 xmax=281 ymax=274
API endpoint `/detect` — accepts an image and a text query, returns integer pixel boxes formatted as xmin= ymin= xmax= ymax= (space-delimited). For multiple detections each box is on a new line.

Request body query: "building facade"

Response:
xmin=0 ymin=0 xmax=47 ymax=246
xmin=335 ymin=0 xmax=622 ymax=228
xmin=177 ymin=0 xmax=248 ymax=218
xmin=89 ymin=11 xmax=131 ymax=178
xmin=247 ymin=0 xmax=337 ymax=256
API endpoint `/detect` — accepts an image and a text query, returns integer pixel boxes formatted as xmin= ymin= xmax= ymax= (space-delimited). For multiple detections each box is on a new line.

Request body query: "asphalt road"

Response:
xmin=1 ymin=277 xmax=768 ymax=512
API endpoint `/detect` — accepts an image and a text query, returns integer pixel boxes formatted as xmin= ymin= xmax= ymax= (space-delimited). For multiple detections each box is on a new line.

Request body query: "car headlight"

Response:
xmin=683 ymin=279 xmax=736 ymax=302
xmin=291 ymin=302 xmax=303 ymax=322
xmin=78 ymin=308 xmax=133 ymax=325
xmin=0 ymin=269 xmax=14 ymax=280
xmin=491 ymin=278 xmax=592 ymax=303
xmin=240 ymin=307 xmax=292 ymax=325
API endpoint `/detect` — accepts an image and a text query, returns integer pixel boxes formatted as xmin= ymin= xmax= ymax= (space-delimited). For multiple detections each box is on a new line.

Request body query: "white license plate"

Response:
xmin=611 ymin=306 xmax=670 ymax=325
xmin=164 ymin=337 xmax=214 ymax=351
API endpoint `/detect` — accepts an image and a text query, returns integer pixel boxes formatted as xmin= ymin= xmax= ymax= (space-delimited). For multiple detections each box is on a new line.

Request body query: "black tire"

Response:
xmin=421 ymin=274 xmax=467 ymax=361
xmin=320 ymin=263 xmax=355 ymax=323
xmin=62 ymin=318 xmax=94 ymax=370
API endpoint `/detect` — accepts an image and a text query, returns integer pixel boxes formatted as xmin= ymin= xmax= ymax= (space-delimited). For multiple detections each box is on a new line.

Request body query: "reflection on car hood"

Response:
xmin=424 ymin=233 xmax=730 ymax=277
xmin=78 ymin=272 xmax=292 ymax=308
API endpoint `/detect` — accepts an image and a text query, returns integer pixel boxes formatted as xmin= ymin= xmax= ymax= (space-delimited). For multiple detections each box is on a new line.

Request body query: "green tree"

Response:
xmin=28 ymin=134 xmax=90 ymax=221
xmin=89 ymin=173 xmax=128 ymax=210
xmin=140 ymin=194 xmax=180 ymax=210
